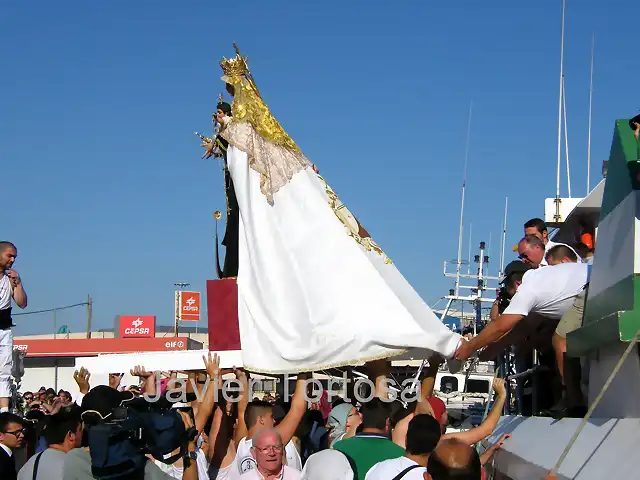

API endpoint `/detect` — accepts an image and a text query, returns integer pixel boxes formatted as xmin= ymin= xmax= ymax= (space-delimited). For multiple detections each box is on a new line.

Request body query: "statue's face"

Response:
xmin=216 ymin=109 xmax=226 ymax=123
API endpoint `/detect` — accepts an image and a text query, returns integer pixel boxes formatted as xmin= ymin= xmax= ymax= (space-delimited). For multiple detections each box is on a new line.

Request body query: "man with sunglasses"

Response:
xmin=0 ymin=412 xmax=26 ymax=480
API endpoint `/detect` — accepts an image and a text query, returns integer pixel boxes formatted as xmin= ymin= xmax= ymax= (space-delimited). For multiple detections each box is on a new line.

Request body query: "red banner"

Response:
xmin=119 ymin=315 xmax=156 ymax=338
xmin=178 ymin=291 xmax=201 ymax=321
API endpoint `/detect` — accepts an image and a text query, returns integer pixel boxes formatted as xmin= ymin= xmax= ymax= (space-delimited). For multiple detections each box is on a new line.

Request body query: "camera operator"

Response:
xmin=489 ymin=261 xmax=533 ymax=322
xmin=63 ymin=384 xmax=199 ymax=480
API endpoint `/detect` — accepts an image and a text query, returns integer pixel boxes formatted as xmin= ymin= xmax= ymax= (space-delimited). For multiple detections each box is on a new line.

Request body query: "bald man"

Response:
xmin=241 ymin=428 xmax=301 ymax=480
xmin=0 ymin=242 xmax=27 ymax=413
xmin=427 ymin=438 xmax=481 ymax=480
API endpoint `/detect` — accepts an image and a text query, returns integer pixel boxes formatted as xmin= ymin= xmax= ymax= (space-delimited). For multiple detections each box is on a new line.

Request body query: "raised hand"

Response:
xmin=492 ymin=377 xmax=507 ymax=398
xmin=73 ymin=367 xmax=91 ymax=394
xmin=203 ymin=352 xmax=221 ymax=379
xmin=7 ymin=269 xmax=20 ymax=288
xmin=130 ymin=365 xmax=154 ymax=379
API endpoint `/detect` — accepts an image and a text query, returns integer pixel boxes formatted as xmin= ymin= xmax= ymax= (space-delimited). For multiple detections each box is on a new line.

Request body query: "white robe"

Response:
xmin=227 ymin=144 xmax=462 ymax=373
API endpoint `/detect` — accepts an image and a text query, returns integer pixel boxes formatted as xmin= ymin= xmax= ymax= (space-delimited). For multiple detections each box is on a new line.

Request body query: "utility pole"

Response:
xmin=174 ymin=282 xmax=190 ymax=337
xmin=86 ymin=294 xmax=93 ymax=339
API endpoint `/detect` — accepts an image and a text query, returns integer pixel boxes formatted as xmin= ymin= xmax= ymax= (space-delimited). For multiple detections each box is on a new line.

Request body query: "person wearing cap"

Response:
xmin=489 ymin=261 xmax=533 ymax=322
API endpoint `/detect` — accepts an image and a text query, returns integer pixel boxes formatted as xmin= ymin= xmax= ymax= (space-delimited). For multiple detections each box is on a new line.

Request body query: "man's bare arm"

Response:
xmin=275 ymin=373 xmax=309 ymax=445
xmin=443 ymin=378 xmax=507 ymax=445
xmin=467 ymin=314 xmax=523 ymax=353
xmin=9 ymin=270 xmax=26 ymax=308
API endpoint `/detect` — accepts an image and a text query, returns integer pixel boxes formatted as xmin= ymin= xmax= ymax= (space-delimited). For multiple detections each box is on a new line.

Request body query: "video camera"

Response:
xmin=87 ymin=397 xmax=198 ymax=479
xmin=497 ymin=261 xmax=533 ymax=314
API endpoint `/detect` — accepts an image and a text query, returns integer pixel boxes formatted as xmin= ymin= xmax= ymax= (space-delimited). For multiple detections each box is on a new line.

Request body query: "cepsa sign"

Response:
xmin=119 ymin=316 xmax=156 ymax=338
xmin=178 ymin=291 xmax=201 ymax=321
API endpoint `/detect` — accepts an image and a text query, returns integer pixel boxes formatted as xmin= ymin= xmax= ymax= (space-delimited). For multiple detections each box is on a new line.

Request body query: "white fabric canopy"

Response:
xmin=227 ymin=145 xmax=462 ymax=373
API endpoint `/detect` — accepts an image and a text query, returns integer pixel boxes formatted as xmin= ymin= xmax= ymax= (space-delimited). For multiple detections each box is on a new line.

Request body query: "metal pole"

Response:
xmin=555 ymin=0 xmax=566 ymax=220
xmin=586 ymin=33 xmax=595 ymax=193
xmin=174 ymin=283 xmax=190 ymax=337
xmin=86 ymin=294 xmax=93 ymax=339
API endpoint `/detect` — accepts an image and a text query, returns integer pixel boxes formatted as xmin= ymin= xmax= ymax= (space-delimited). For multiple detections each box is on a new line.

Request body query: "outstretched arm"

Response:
xmin=275 ymin=373 xmax=310 ymax=446
xmin=455 ymin=314 xmax=524 ymax=360
xmin=442 ymin=378 xmax=507 ymax=445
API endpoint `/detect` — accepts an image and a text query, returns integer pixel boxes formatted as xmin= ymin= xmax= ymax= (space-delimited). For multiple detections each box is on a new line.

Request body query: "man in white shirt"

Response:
xmin=455 ymin=262 xmax=589 ymax=363
xmin=0 ymin=242 xmax=28 ymax=414
xmin=240 ymin=428 xmax=300 ymax=480
xmin=366 ymin=414 xmax=441 ymax=480
xmin=18 ymin=407 xmax=83 ymax=480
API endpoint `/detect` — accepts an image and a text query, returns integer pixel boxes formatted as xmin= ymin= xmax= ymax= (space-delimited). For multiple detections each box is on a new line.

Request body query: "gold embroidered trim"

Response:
xmin=316 ymin=174 xmax=392 ymax=264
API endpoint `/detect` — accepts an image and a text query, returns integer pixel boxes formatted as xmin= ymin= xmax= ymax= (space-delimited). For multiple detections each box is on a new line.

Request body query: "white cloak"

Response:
xmin=226 ymin=144 xmax=462 ymax=373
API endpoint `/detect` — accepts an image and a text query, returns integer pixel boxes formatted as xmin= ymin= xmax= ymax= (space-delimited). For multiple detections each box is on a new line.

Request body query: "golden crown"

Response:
xmin=220 ymin=43 xmax=250 ymax=78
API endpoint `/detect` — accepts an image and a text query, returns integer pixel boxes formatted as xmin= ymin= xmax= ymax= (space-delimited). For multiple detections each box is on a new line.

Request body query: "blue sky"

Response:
xmin=2 ymin=1 xmax=638 ymax=336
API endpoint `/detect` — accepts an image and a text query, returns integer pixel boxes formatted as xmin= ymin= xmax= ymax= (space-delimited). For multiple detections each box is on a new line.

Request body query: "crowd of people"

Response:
xmin=1 ymin=353 xmax=520 ymax=480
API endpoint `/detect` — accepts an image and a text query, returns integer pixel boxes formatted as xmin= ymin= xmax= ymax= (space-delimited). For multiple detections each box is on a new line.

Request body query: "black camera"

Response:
xmin=87 ymin=398 xmax=197 ymax=479
xmin=497 ymin=286 xmax=511 ymax=313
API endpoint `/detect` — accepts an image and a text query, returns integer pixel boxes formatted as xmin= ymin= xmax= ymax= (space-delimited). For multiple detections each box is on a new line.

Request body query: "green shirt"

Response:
xmin=333 ymin=433 xmax=405 ymax=480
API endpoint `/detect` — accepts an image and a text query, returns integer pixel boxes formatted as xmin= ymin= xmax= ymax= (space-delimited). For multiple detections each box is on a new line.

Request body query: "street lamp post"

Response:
xmin=174 ymin=282 xmax=190 ymax=337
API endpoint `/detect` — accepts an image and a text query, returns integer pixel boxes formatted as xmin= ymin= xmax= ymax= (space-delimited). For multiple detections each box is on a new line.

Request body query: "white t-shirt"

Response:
xmin=365 ymin=457 xmax=426 ymax=480
xmin=0 ymin=275 xmax=12 ymax=310
xmin=504 ymin=262 xmax=589 ymax=320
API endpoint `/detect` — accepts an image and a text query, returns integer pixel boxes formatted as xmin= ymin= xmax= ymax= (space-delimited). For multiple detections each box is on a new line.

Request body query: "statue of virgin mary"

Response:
xmin=201 ymin=45 xmax=462 ymax=373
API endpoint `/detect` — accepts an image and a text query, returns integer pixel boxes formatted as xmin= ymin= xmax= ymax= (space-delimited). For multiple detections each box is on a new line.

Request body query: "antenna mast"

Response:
xmin=467 ymin=222 xmax=473 ymax=275
xmin=554 ymin=0 xmax=566 ymax=220
xmin=587 ymin=33 xmax=595 ymax=193
xmin=455 ymin=102 xmax=473 ymax=296
xmin=500 ymin=198 xmax=508 ymax=276
xmin=563 ymin=75 xmax=572 ymax=197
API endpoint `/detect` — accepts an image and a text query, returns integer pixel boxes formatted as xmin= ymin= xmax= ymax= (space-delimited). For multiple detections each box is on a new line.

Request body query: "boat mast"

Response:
xmin=455 ymin=101 xmax=473 ymax=296
xmin=499 ymin=198 xmax=508 ymax=276
xmin=587 ymin=33 xmax=595 ymax=193
xmin=562 ymin=75 xmax=572 ymax=197
xmin=467 ymin=222 xmax=473 ymax=275
xmin=554 ymin=0 xmax=566 ymax=221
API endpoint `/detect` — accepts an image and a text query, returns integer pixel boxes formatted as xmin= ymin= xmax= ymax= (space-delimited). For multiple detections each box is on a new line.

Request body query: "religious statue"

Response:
xmin=199 ymin=44 xmax=463 ymax=374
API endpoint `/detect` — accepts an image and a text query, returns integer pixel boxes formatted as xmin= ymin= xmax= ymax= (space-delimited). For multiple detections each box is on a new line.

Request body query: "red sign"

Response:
xmin=12 ymin=337 xmax=201 ymax=357
xmin=179 ymin=291 xmax=201 ymax=321
xmin=119 ymin=315 xmax=156 ymax=338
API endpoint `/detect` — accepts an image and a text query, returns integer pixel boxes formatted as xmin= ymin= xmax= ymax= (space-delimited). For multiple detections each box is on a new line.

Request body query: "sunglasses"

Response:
xmin=518 ymin=253 xmax=530 ymax=261
xmin=4 ymin=428 xmax=26 ymax=437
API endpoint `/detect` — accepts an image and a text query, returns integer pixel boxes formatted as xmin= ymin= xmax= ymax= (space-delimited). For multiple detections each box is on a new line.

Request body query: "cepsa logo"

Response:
xmin=119 ymin=316 xmax=156 ymax=338
xmin=179 ymin=291 xmax=201 ymax=321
